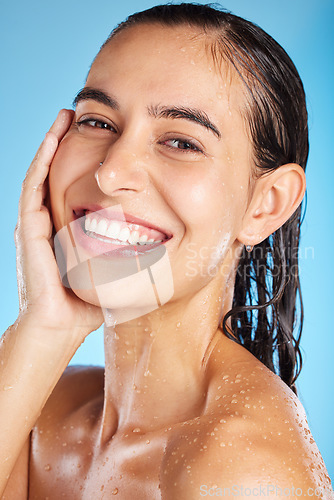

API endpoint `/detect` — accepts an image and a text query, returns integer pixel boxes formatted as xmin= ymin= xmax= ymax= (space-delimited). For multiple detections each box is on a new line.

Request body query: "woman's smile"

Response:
xmin=70 ymin=207 xmax=172 ymax=258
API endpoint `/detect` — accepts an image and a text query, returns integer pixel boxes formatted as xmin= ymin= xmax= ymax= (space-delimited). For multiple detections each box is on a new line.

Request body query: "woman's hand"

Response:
xmin=15 ymin=109 xmax=104 ymax=341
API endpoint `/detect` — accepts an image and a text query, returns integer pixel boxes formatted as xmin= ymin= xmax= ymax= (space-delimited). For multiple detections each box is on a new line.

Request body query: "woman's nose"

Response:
xmin=95 ymin=142 xmax=150 ymax=197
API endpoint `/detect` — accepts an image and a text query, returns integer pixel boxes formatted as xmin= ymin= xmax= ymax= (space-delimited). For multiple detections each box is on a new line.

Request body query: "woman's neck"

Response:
xmin=98 ymin=278 xmax=234 ymax=444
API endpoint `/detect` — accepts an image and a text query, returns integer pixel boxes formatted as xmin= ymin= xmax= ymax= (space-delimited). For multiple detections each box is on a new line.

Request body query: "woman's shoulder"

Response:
xmin=32 ymin=364 xmax=105 ymax=440
xmin=161 ymin=340 xmax=333 ymax=499
xmin=40 ymin=364 xmax=104 ymax=418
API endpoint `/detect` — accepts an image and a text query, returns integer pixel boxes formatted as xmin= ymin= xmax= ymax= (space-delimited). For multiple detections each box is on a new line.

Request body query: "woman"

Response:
xmin=1 ymin=3 xmax=332 ymax=498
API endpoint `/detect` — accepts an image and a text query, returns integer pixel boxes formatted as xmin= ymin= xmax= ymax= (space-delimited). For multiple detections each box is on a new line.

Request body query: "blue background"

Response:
xmin=1 ymin=0 xmax=333 ymax=478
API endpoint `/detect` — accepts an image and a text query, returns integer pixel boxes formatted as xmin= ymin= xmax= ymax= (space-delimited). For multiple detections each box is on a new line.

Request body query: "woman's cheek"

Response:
xmin=51 ymin=136 xmax=87 ymax=183
xmin=181 ymin=171 xmax=231 ymax=226
xmin=49 ymin=136 xmax=89 ymax=229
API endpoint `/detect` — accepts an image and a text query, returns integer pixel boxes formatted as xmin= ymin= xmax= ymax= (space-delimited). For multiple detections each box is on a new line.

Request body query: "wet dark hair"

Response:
xmin=102 ymin=3 xmax=308 ymax=394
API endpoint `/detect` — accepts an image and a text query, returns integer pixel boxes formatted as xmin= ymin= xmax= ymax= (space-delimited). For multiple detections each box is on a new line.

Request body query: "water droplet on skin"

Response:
xmin=112 ymin=487 xmax=118 ymax=495
xmin=44 ymin=464 xmax=51 ymax=471
xmin=176 ymin=322 xmax=181 ymax=328
xmin=133 ymin=428 xmax=141 ymax=433
xmin=219 ymin=442 xmax=225 ymax=447
xmin=3 ymin=385 xmax=13 ymax=391
xmin=222 ymin=375 xmax=229 ymax=380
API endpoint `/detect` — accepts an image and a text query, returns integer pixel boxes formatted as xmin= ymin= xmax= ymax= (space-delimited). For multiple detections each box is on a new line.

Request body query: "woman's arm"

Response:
xmin=0 ymin=111 xmax=103 ymax=496
xmin=0 ymin=322 xmax=82 ymax=498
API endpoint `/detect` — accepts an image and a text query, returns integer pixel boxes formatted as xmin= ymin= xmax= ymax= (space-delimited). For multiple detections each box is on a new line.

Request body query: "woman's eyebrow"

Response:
xmin=148 ymin=104 xmax=221 ymax=139
xmin=73 ymin=87 xmax=221 ymax=139
xmin=72 ymin=87 xmax=119 ymax=110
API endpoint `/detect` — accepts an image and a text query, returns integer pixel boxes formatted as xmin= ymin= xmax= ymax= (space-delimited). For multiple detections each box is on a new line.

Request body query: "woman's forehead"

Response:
xmin=101 ymin=23 xmax=212 ymax=55
xmin=88 ymin=24 xmax=243 ymax=111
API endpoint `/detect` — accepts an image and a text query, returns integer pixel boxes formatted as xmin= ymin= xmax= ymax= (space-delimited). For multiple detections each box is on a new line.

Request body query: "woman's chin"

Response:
xmin=71 ymin=283 xmax=166 ymax=326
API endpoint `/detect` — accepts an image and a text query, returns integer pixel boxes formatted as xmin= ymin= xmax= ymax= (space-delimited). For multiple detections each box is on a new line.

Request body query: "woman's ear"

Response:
xmin=237 ymin=163 xmax=306 ymax=246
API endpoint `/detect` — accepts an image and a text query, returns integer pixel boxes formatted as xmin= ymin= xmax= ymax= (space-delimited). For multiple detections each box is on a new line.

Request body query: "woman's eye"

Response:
xmin=162 ymin=139 xmax=203 ymax=153
xmin=76 ymin=118 xmax=116 ymax=132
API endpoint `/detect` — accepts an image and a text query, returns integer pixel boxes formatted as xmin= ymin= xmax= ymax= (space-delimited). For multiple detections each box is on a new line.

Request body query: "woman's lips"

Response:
xmin=72 ymin=206 xmax=173 ymax=238
xmin=70 ymin=209 xmax=172 ymax=258
xmin=84 ymin=212 xmax=166 ymax=244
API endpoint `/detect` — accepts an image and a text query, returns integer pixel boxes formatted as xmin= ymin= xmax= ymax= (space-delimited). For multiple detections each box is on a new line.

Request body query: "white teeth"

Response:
xmin=90 ymin=218 xmax=97 ymax=232
xmin=118 ymin=226 xmax=130 ymax=243
xmin=128 ymin=230 xmax=140 ymax=245
xmin=137 ymin=239 xmax=163 ymax=245
xmin=84 ymin=216 xmax=166 ymax=246
xmin=96 ymin=219 xmax=108 ymax=237
xmin=106 ymin=221 xmax=121 ymax=239
xmin=138 ymin=234 xmax=148 ymax=243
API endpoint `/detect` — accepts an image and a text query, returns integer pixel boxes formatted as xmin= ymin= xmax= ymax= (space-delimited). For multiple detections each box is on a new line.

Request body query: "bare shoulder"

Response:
xmin=39 ymin=364 xmax=104 ymax=418
xmin=32 ymin=364 xmax=104 ymax=441
xmin=161 ymin=340 xmax=333 ymax=499
xmin=3 ymin=366 xmax=104 ymax=499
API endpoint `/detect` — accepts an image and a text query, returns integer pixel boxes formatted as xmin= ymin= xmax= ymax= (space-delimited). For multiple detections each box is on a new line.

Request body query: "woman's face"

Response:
xmin=49 ymin=24 xmax=253 ymax=309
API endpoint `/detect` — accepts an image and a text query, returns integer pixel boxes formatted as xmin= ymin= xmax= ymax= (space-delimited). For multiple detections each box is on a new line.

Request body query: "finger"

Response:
xmin=28 ymin=109 xmax=73 ymax=169
xmin=19 ymin=109 xmax=74 ymax=215
xmin=19 ymin=132 xmax=58 ymax=214
xmin=49 ymin=108 xmax=74 ymax=141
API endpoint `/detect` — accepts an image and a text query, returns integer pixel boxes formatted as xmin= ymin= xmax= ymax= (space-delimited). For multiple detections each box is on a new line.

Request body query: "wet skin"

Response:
xmin=28 ymin=339 xmax=331 ymax=498
xmin=6 ymin=24 xmax=332 ymax=499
